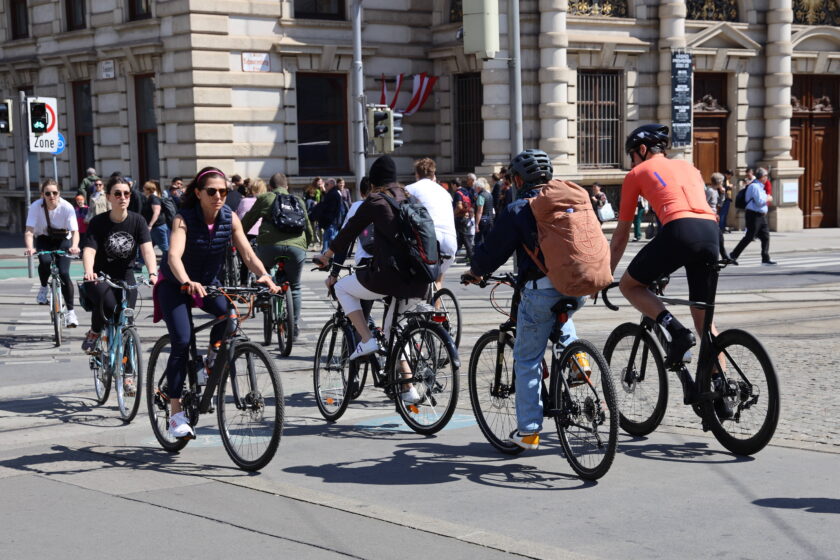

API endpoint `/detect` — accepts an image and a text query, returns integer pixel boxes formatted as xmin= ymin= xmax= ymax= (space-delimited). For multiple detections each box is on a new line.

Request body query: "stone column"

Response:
xmin=761 ymin=0 xmax=803 ymax=231
xmin=657 ymin=0 xmax=688 ymax=159
xmin=537 ymin=0 xmax=575 ymax=173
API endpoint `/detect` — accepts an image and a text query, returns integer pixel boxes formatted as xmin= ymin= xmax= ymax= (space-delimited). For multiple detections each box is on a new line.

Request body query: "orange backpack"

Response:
xmin=522 ymin=179 xmax=613 ymax=297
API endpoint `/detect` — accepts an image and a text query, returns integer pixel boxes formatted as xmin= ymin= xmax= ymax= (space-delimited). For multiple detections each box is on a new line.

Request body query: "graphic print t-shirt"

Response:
xmin=84 ymin=211 xmax=151 ymax=282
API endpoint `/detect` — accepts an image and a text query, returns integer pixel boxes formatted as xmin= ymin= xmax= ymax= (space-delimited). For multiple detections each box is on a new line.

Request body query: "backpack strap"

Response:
xmin=521 ymin=243 xmax=548 ymax=276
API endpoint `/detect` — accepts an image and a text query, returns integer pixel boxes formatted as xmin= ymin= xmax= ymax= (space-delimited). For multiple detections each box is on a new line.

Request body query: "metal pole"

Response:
xmin=52 ymin=155 xmax=58 ymax=183
xmin=509 ymin=0 xmax=523 ymax=156
xmin=352 ymin=0 xmax=366 ymax=200
xmin=20 ymin=91 xmax=33 ymax=278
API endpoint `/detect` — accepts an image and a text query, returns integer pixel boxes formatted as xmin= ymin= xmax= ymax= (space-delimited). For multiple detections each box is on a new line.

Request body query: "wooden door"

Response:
xmin=693 ymin=73 xmax=728 ymax=184
xmin=693 ymin=125 xmax=724 ymax=184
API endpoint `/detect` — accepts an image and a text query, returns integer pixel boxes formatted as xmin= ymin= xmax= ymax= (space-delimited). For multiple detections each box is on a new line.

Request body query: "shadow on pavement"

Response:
xmin=753 ymin=497 xmax=840 ymax=514
xmin=0 ymin=395 xmax=125 ymax=428
xmin=619 ymin=437 xmax=754 ymax=464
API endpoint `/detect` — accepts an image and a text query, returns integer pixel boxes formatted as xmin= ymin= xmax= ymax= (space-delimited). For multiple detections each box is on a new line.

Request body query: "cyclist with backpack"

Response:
xmin=314 ymin=156 xmax=436 ymax=403
xmin=462 ymin=150 xmax=595 ymax=450
xmin=241 ymin=172 xmax=313 ymax=340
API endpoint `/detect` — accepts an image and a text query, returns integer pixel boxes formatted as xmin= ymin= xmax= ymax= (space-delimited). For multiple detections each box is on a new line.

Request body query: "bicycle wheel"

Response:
xmin=217 ymin=341 xmax=284 ymax=471
xmin=146 ymin=335 xmax=189 ymax=452
xmin=602 ymin=322 xmax=668 ymax=436
xmin=551 ymin=340 xmax=618 ymax=481
xmin=393 ymin=321 xmax=459 ymax=435
xmin=313 ymin=319 xmax=354 ymax=421
xmin=349 ymin=358 xmax=368 ymax=400
xmin=468 ymin=329 xmax=523 ymax=455
xmin=115 ymin=327 xmax=143 ymax=423
xmin=262 ymin=297 xmax=274 ymax=346
xmin=432 ymin=288 xmax=462 ymax=348
xmin=276 ymin=288 xmax=294 ymax=357
xmin=90 ymin=335 xmax=111 ymax=405
xmin=700 ymin=329 xmax=780 ymax=456
xmin=51 ymin=278 xmax=62 ymax=347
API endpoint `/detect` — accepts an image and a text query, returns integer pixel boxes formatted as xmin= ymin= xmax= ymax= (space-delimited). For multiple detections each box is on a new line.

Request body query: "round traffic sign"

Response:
xmin=52 ymin=132 xmax=66 ymax=155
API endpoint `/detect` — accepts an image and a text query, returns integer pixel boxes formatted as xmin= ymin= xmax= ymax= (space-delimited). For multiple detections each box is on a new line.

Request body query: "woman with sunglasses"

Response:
xmin=80 ymin=176 xmax=158 ymax=353
xmin=154 ymin=166 xmax=279 ymax=439
xmin=24 ymin=178 xmax=80 ymax=327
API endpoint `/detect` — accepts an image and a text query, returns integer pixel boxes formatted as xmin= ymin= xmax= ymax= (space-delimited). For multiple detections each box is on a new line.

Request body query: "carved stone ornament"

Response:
xmin=686 ymin=0 xmax=739 ymax=22
xmin=568 ymin=1 xmax=628 ymax=18
xmin=693 ymin=94 xmax=728 ymax=112
xmin=812 ymin=95 xmax=834 ymax=112
xmin=791 ymin=95 xmax=806 ymax=111
xmin=793 ymin=1 xmax=840 ymax=26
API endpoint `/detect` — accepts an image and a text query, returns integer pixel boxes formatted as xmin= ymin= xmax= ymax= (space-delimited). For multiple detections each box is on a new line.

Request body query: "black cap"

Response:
xmin=369 ymin=155 xmax=397 ymax=187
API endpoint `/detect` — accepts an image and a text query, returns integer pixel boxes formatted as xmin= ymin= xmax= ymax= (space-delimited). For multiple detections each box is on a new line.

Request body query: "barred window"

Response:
xmin=453 ymin=72 xmax=484 ymax=172
xmin=686 ymin=0 xmax=738 ymax=22
xmin=578 ymin=70 xmax=622 ymax=169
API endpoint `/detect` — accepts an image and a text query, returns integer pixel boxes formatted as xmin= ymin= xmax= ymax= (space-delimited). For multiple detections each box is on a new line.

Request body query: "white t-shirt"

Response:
xmin=405 ymin=178 xmax=457 ymax=257
xmin=26 ymin=198 xmax=78 ymax=238
xmin=342 ymin=200 xmax=372 ymax=265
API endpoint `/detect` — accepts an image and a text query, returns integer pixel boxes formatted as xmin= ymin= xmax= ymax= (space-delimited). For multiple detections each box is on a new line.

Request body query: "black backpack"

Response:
xmin=270 ymin=193 xmax=307 ymax=234
xmin=380 ymin=192 xmax=441 ymax=283
xmin=734 ymin=184 xmax=750 ymax=210
xmin=160 ymin=196 xmax=178 ymax=227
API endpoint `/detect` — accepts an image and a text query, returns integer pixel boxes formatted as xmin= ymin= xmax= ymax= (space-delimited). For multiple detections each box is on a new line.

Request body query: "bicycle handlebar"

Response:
xmin=93 ymin=273 xmax=151 ymax=290
xmin=460 ymin=272 xmax=515 ymax=289
xmin=600 ymin=282 xmax=620 ymax=311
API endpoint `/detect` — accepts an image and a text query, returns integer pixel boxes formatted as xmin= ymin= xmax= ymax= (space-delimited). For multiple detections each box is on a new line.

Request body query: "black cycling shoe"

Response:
xmin=712 ymin=375 xmax=735 ymax=421
xmin=666 ymin=328 xmax=696 ymax=367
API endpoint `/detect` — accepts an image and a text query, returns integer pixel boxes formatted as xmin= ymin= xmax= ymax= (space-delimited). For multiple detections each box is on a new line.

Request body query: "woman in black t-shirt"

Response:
xmin=142 ymin=180 xmax=170 ymax=261
xmin=80 ymin=176 xmax=159 ymax=353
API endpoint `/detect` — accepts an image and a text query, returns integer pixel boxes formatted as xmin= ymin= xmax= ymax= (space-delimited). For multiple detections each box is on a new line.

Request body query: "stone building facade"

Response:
xmin=0 ymin=0 xmax=838 ymax=232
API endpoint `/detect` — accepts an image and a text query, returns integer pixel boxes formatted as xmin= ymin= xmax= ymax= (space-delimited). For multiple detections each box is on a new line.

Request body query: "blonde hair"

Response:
xmin=475 ymin=177 xmax=491 ymax=192
xmin=250 ymin=179 xmax=268 ymax=196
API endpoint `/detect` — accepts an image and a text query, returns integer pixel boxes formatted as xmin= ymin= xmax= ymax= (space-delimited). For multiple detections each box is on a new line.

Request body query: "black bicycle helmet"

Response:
xmin=625 ymin=124 xmax=670 ymax=154
xmin=508 ymin=149 xmax=553 ymax=188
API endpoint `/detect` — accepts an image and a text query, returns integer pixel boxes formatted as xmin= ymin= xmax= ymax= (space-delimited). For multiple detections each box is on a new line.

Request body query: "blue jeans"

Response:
xmin=150 ymin=223 xmax=170 ymax=262
xmin=513 ymin=285 xmax=585 ymax=433
xmin=321 ymin=224 xmax=339 ymax=252
xmin=257 ymin=244 xmax=305 ymax=326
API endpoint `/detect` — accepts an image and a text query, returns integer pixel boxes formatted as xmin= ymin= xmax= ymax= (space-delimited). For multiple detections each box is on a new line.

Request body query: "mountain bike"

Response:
xmin=146 ymin=285 xmax=285 ymax=471
xmin=35 ymin=250 xmax=76 ymax=347
xmin=600 ymin=259 xmax=780 ymax=456
xmin=84 ymin=274 xmax=149 ymax=422
xmin=313 ymin=263 xmax=460 ymax=435
xmin=463 ymin=272 xmax=618 ymax=481
xmin=260 ymin=255 xmax=295 ymax=356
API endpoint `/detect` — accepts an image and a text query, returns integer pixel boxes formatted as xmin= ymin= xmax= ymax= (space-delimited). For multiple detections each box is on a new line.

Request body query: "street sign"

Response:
xmin=27 ymin=97 xmax=59 ymax=153
xmin=51 ymin=132 xmax=66 ymax=155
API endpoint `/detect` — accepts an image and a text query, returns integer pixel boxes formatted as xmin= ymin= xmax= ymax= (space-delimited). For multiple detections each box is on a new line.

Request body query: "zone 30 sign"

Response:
xmin=27 ymin=97 xmax=59 ymax=153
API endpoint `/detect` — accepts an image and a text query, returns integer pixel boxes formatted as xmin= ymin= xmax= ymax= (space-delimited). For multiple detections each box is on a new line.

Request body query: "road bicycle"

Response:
xmin=35 ymin=250 xmax=76 ymax=346
xmin=600 ymin=259 xmax=780 ymax=456
xmin=463 ymin=272 xmax=618 ymax=481
xmin=259 ymin=255 xmax=295 ymax=356
xmin=313 ymin=262 xmax=460 ymax=435
xmin=146 ymin=285 xmax=285 ymax=471
xmin=83 ymin=274 xmax=149 ymax=422
xmin=426 ymin=256 xmax=462 ymax=348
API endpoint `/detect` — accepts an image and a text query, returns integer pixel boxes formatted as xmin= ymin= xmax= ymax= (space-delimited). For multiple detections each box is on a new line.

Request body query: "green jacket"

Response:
xmin=241 ymin=187 xmax=313 ymax=251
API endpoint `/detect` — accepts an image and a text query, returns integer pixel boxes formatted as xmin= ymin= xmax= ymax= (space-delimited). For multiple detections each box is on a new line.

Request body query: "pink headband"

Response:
xmin=196 ymin=169 xmax=226 ymax=183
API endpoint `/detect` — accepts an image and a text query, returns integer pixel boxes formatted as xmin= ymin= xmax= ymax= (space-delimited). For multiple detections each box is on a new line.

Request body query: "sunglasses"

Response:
xmin=43 ymin=191 xmax=59 ymax=197
xmin=111 ymin=191 xmax=131 ymax=198
xmin=203 ymin=187 xmax=229 ymax=198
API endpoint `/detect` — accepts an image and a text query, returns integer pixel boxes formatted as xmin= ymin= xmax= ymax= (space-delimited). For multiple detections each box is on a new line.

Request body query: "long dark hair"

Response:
xmin=182 ymin=166 xmax=226 ymax=208
xmin=105 ymin=175 xmax=128 ymax=195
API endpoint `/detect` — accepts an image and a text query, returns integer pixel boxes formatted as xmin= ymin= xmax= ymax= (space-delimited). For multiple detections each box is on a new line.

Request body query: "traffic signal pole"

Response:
xmin=509 ymin=0 xmax=523 ymax=155
xmin=351 ymin=0 xmax=366 ymax=200
xmin=19 ymin=91 xmax=33 ymax=278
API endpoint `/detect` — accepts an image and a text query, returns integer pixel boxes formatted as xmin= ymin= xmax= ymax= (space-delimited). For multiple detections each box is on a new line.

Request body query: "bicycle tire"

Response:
xmin=90 ymin=335 xmax=111 ymax=405
xmin=432 ymin=288 xmax=462 ymax=348
xmin=217 ymin=341 xmax=284 ymax=471
xmin=313 ymin=319 xmax=354 ymax=422
xmin=115 ymin=327 xmax=143 ymax=423
xmin=51 ymin=278 xmax=62 ymax=347
xmin=146 ymin=335 xmax=189 ymax=452
xmin=468 ymin=329 xmax=523 ymax=455
xmin=602 ymin=322 xmax=668 ymax=436
xmin=277 ymin=288 xmax=294 ymax=357
xmin=393 ymin=321 xmax=459 ymax=435
xmin=262 ymin=297 xmax=274 ymax=346
xmin=700 ymin=329 xmax=780 ymax=456
xmin=551 ymin=340 xmax=618 ymax=481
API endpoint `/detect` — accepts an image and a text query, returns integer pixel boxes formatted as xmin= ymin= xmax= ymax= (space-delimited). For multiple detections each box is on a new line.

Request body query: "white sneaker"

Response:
xmin=349 ymin=337 xmax=381 ymax=360
xmin=36 ymin=286 xmax=48 ymax=305
xmin=401 ymin=386 xmax=422 ymax=404
xmin=167 ymin=411 xmax=195 ymax=439
xmin=65 ymin=309 xmax=78 ymax=328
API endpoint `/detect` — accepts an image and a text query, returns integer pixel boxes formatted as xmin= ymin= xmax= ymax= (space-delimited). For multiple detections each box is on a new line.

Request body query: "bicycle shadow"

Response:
xmin=618 ymin=435 xmax=754 ymax=464
xmin=0 ymin=395 xmax=126 ymax=428
xmin=0 ymin=333 xmax=64 ymax=351
xmin=752 ymin=497 xmax=840 ymax=514
xmin=285 ymin=440 xmax=593 ymax=491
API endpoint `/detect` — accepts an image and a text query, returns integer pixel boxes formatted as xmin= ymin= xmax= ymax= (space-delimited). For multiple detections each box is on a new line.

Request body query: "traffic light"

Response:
xmin=463 ymin=0 xmax=499 ymax=60
xmin=388 ymin=111 xmax=403 ymax=153
xmin=366 ymin=104 xmax=390 ymax=154
xmin=0 ymin=99 xmax=12 ymax=134
xmin=29 ymin=101 xmax=47 ymax=134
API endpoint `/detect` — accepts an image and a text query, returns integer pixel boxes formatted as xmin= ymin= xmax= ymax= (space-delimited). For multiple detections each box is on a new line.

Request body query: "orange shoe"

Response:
xmin=568 ymin=352 xmax=591 ymax=386
xmin=509 ymin=430 xmax=540 ymax=450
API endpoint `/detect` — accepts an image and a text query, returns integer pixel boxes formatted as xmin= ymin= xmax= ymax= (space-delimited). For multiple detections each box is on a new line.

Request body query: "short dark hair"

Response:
xmin=269 ymin=172 xmax=288 ymax=190
xmin=360 ymin=176 xmax=371 ymax=197
xmin=231 ymin=174 xmax=242 ymax=183
xmin=170 ymin=177 xmax=182 ymax=186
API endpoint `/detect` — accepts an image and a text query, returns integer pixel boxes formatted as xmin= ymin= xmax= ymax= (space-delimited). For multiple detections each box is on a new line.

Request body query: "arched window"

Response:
xmin=794 ymin=1 xmax=840 ymax=25
xmin=685 ymin=0 xmax=738 ymax=22
xmin=568 ymin=1 xmax=628 ymax=17
xmin=450 ymin=0 xmax=463 ymax=24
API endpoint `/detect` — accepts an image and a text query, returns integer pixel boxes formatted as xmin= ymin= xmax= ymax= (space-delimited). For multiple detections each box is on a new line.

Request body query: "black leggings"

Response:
xmin=156 ymin=280 xmax=229 ymax=399
xmin=35 ymin=236 xmax=74 ymax=310
xmin=84 ymin=281 xmax=138 ymax=333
